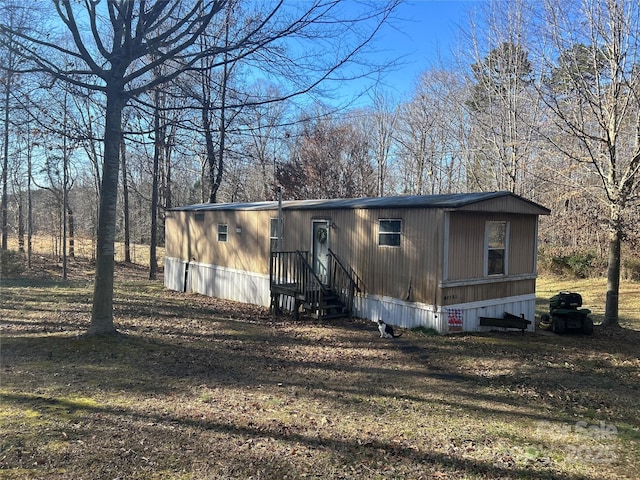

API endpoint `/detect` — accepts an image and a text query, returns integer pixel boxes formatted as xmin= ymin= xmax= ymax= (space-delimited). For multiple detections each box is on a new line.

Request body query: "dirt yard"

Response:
xmin=1 ymin=257 xmax=639 ymax=479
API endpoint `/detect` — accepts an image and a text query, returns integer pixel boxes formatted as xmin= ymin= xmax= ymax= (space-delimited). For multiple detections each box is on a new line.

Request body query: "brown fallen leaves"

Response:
xmin=1 ymin=257 xmax=639 ymax=479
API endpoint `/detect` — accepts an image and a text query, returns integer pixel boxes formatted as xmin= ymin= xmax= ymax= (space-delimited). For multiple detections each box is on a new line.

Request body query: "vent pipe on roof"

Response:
xmin=277 ymin=186 xmax=283 ymax=252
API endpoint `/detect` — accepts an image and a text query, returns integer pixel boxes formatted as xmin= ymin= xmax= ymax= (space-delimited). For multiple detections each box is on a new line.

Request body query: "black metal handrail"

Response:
xmin=270 ymin=249 xmax=328 ymax=296
xmin=328 ymin=248 xmax=363 ymax=292
xmin=327 ymin=248 xmax=363 ymax=318
xmin=270 ymin=249 xmax=360 ymax=318
xmin=295 ymin=250 xmax=330 ymax=309
xmin=270 ymin=250 xmax=303 ymax=287
xmin=295 ymin=250 xmax=329 ymax=289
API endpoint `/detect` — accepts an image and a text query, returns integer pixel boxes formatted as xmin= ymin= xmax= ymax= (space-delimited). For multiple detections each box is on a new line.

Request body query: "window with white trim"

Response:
xmin=486 ymin=221 xmax=508 ymax=275
xmin=217 ymin=224 xmax=228 ymax=242
xmin=378 ymin=219 xmax=402 ymax=247
xmin=270 ymin=217 xmax=282 ymax=251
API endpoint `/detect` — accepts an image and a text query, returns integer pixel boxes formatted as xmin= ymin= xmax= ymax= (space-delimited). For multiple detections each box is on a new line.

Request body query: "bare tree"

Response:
xmin=278 ymin=112 xmax=375 ymax=199
xmin=0 ymin=0 xmax=35 ymax=250
xmin=180 ymin=0 xmax=238 ymax=204
xmin=369 ymin=90 xmax=398 ymax=197
xmin=239 ymin=82 xmax=289 ymax=200
xmin=147 ymin=68 xmax=180 ymax=280
xmin=533 ymin=0 xmax=640 ymax=326
xmin=0 ymin=35 xmax=11 ymax=250
xmin=33 ymin=146 xmax=77 ymax=267
xmin=2 ymin=1 xmax=224 ymax=335
xmin=395 ymin=70 xmax=467 ymax=195
xmin=9 ymin=121 xmax=30 ymax=255
xmin=119 ymin=131 xmax=131 ymax=263
xmin=2 ymin=0 xmax=399 ymax=335
xmin=185 ymin=0 xmax=401 ymax=204
xmin=464 ymin=0 xmax=540 ymax=195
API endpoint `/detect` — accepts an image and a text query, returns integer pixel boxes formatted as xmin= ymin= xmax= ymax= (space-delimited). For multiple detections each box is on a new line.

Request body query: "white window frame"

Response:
xmin=485 ymin=220 xmax=509 ymax=276
xmin=269 ymin=217 xmax=282 ymax=251
xmin=217 ymin=223 xmax=228 ymax=242
xmin=378 ymin=218 xmax=402 ymax=247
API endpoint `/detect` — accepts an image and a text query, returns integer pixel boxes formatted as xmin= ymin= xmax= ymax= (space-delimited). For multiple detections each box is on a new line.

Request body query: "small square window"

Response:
xmin=217 ymin=224 xmax=228 ymax=242
xmin=194 ymin=212 xmax=205 ymax=222
xmin=378 ymin=219 xmax=401 ymax=247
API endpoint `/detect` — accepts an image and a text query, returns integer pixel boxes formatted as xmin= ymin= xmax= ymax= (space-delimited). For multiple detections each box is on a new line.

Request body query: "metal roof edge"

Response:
xmin=167 ymin=191 xmax=550 ymax=214
xmin=504 ymin=192 xmax=552 ymax=215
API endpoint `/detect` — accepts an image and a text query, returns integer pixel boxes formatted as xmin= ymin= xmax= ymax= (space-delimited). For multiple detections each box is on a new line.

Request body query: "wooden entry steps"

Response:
xmin=270 ymin=250 xmax=360 ymax=321
xmin=304 ymin=289 xmax=348 ymax=320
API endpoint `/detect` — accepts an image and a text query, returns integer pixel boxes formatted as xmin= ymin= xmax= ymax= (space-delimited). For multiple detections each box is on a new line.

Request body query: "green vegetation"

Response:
xmin=536 ymin=274 xmax=640 ymax=330
xmin=538 ymin=247 xmax=640 ymax=284
xmin=0 ymin=249 xmax=25 ymax=277
xmin=538 ymin=248 xmax=605 ymax=279
xmin=1 ymin=261 xmax=639 ymax=479
xmin=411 ymin=326 xmax=440 ymax=336
xmin=622 ymin=257 xmax=640 ymax=282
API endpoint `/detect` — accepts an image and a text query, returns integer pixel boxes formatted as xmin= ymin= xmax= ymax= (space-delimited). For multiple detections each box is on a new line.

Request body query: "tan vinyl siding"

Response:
xmin=440 ymin=279 xmax=536 ymax=306
xmin=164 ymin=211 xmax=188 ymax=260
xmin=447 ymin=213 xmax=485 ymax=280
xmin=456 ymin=195 xmax=548 ymax=215
xmin=273 ymin=207 xmax=442 ymax=305
xmin=447 ymin=212 xmax=538 ymax=281
xmin=508 ymin=215 xmax=536 ymax=274
xmin=371 ymin=208 xmax=440 ymax=305
xmin=165 ymin=209 xmax=274 ymax=274
xmin=165 ymin=194 xmax=543 ymax=309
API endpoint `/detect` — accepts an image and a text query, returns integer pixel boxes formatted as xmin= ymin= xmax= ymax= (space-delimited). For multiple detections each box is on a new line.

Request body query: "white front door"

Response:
xmin=312 ymin=220 xmax=330 ymax=284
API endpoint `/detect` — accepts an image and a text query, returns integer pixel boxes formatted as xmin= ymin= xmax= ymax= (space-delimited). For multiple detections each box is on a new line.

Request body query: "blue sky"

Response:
xmin=350 ymin=0 xmax=477 ymax=103
xmin=229 ymin=1 xmax=477 ymax=107
xmin=42 ymin=0 xmax=477 ymax=108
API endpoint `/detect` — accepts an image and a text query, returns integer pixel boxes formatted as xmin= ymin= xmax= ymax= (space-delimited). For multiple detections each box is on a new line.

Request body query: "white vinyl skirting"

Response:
xmin=165 ymin=257 xmax=536 ymax=334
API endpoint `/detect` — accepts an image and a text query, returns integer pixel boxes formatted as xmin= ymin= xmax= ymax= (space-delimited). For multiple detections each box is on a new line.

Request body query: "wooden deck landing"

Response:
xmin=269 ymin=250 xmax=361 ymax=320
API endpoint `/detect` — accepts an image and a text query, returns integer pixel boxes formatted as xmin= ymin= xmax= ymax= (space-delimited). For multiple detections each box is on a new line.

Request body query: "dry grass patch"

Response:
xmin=1 ymin=259 xmax=639 ymax=479
xmin=536 ymin=275 xmax=640 ymax=330
xmin=5 ymin=235 xmax=163 ymax=272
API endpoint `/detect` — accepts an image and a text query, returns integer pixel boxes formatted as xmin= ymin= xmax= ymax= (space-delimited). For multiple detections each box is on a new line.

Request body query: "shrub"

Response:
xmin=622 ymin=257 xmax=640 ymax=282
xmin=566 ymin=252 xmax=596 ymax=278
xmin=538 ymin=247 xmax=603 ymax=278
xmin=411 ymin=326 xmax=440 ymax=336
xmin=0 ymin=249 xmax=25 ymax=277
xmin=548 ymin=254 xmax=570 ymax=276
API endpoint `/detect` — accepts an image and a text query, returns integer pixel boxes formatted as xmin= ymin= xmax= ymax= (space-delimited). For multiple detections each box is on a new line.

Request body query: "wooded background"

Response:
xmin=1 ymin=0 xmax=639 ymax=283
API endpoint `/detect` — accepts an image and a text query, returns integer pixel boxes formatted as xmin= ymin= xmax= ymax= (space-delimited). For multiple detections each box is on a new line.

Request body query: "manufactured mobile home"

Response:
xmin=164 ymin=191 xmax=550 ymax=333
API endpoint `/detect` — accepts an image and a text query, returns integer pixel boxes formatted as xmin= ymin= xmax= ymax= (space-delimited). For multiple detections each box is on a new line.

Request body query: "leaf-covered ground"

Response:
xmin=1 ymin=258 xmax=639 ymax=479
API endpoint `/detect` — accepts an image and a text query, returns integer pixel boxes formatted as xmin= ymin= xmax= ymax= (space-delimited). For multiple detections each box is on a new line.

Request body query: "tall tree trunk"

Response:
xmin=17 ymin=200 xmax=24 ymax=253
xmin=67 ymin=204 xmax=75 ymax=258
xmin=210 ymin=81 xmax=226 ymax=203
xmin=164 ymin=155 xmax=172 ymax=209
xmin=204 ymin=115 xmax=218 ymax=203
xmin=1 ymin=66 xmax=10 ymax=251
xmin=208 ymin=10 xmax=230 ymax=204
xmin=200 ymin=161 xmax=207 ymax=203
xmin=158 ymin=126 xmax=173 ymax=250
xmin=63 ymin=167 xmax=68 ymax=280
xmin=62 ymin=101 xmax=69 ymax=280
xmin=149 ymin=87 xmax=162 ymax=280
xmin=89 ymin=90 xmax=124 ymax=336
xmin=120 ymin=135 xmax=131 ymax=263
xmin=603 ymin=205 xmax=622 ymax=328
xmin=27 ymin=140 xmax=32 ymax=268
